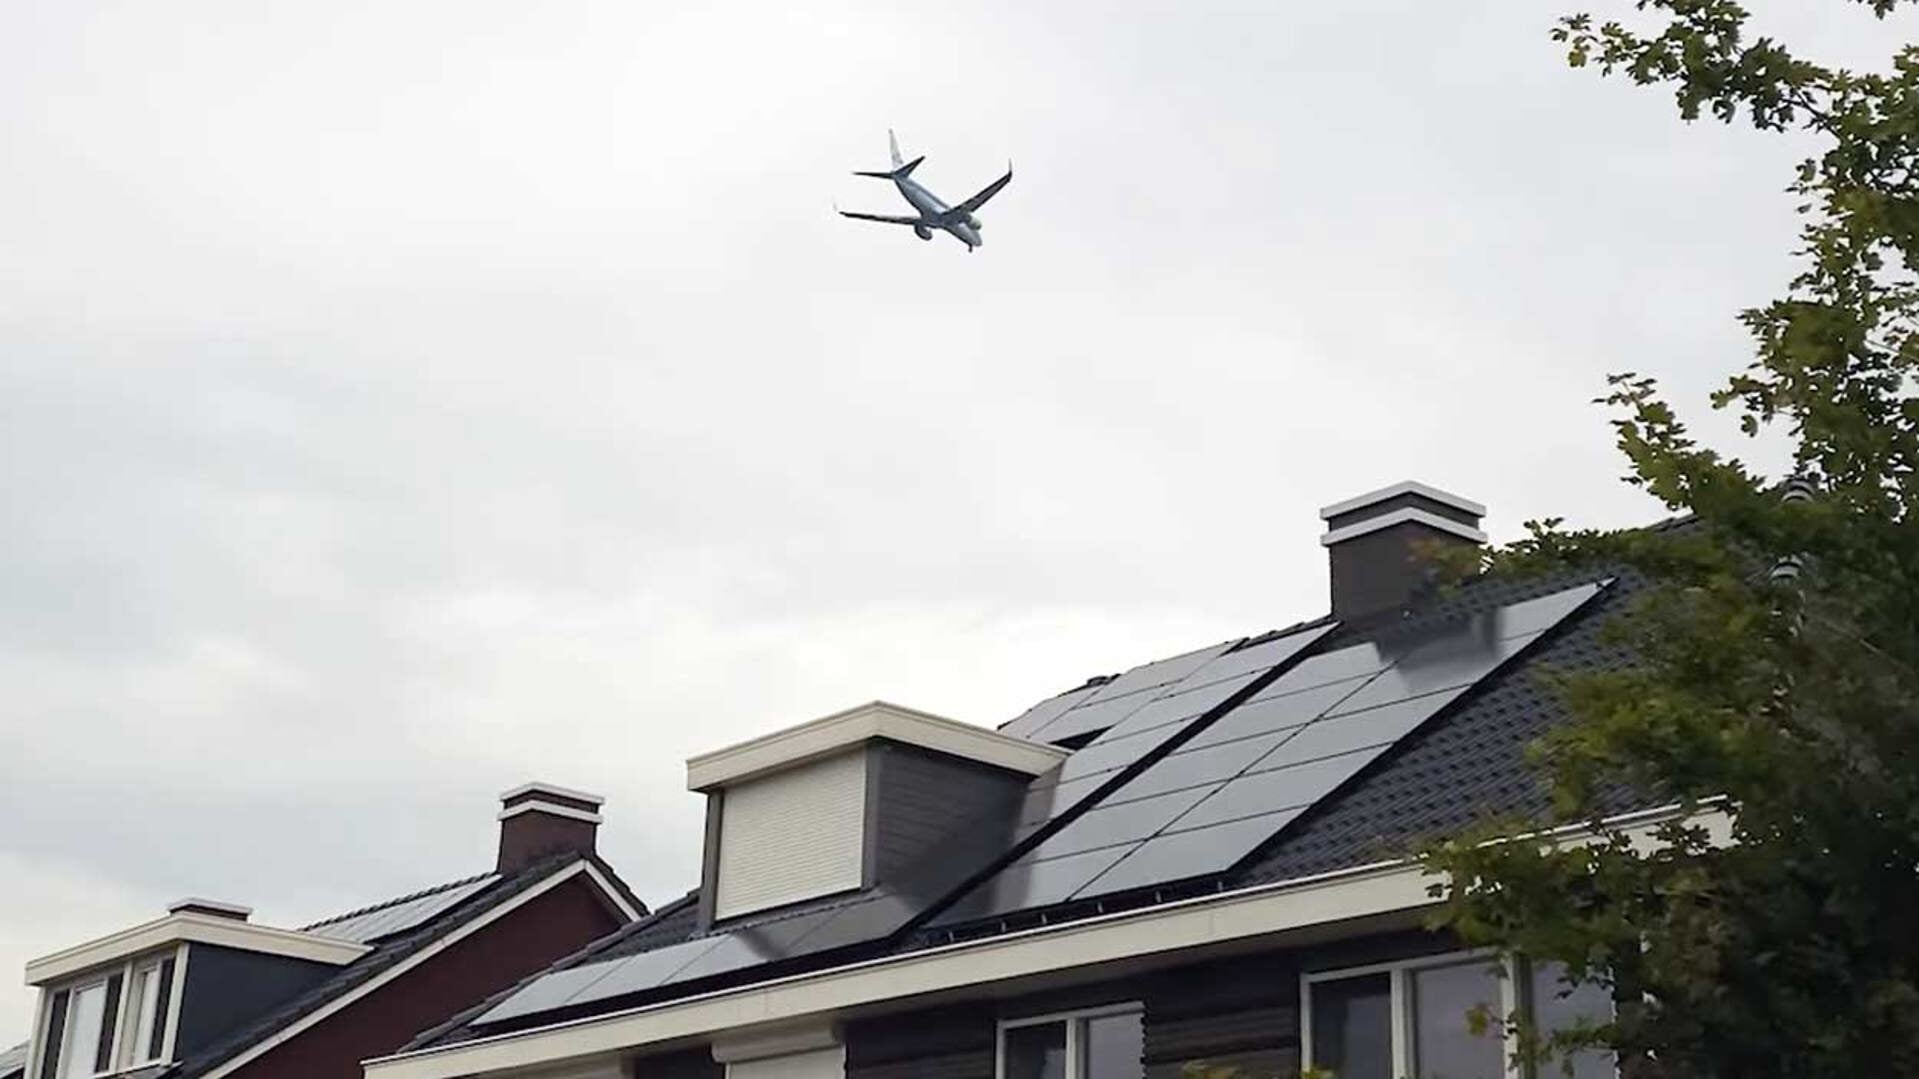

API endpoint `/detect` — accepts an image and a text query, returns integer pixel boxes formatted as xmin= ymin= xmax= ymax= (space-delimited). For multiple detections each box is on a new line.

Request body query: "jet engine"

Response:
xmin=914 ymin=225 xmax=932 ymax=241
xmin=964 ymin=213 xmax=982 ymax=229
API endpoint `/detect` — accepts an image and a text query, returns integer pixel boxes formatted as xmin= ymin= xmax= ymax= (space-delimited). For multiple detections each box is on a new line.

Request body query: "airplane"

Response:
xmin=838 ymin=131 xmax=1012 ymax=251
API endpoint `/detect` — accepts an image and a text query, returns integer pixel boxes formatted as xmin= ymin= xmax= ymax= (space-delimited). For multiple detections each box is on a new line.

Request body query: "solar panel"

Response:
xmin=1179 ymin=677 xmax=1369 ymax=752
xmin=1025 ymin=784 xmax=1219 ymax=861
xmin=1000 ymin=630 xmax=1338 ymax=858
xmin=943 ymin=580 xmax=1610 ymax=914
xmin=1023 ymin=640 xmax=1238 ymax=745
xmin=1069 ymin=813 xmax=1297 ymax=898
xmin=937 ymin=844 xmax=1137 ymax=919
xmin=475 ymin=957 xmax=629 ymax=1024
xmin=999 ymin=683 xmax=1099 ymax=739
xmin=1073 ymin=642 xmax=1233 ymax=706
xmin=305 ymin=874 xmax=499 ymax=944
xmin=1154 ymin=748 xmax=1368 ymax=833
xmin=775 ymin=890 xmax=921 ymax=955
xmin=931 ymin=627 xmax=1340 ymax=924
xmin=478 ymin=935 xmax=733 ymax=1024
xmin=1059 ymin=581 xmax=1609 ymax=901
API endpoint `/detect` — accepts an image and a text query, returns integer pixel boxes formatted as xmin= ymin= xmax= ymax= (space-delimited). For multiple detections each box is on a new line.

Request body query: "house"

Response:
xmin=364 ymin=482 xmax=1652 ymax=1079
xmin=20 ymin=783 xmax=645 ymax=1079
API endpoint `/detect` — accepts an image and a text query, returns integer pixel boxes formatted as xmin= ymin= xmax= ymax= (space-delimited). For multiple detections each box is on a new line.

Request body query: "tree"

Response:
xmin=1417 ymin=2 xmax=1919 ymax=1077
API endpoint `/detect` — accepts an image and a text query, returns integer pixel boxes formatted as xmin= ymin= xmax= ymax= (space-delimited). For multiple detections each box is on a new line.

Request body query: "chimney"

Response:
xmin=167 ymin=898 xmax=252 ymax=921
xmin=496 ymin=782 xmax=604 ymax=874
xmin=1320 ymin=481 xmax=1486 ymax=622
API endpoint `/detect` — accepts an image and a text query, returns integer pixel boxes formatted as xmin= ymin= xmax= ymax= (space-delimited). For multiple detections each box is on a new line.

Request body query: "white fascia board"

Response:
xmin=166 ymin=897 xmax=253 ymax=918
xmin=686 ymin=701 xmax=1068 ymax=791
xmin=27 ymin=912 xmax=371 ymax=985
xmin=710 ymin=1021 xmax=840 ymax=1064
xmin=364 ymin=802 xmax=1723 ymax=1079
xmin=1319 ymin=507 xmax=1488 ymax=547
xmin=200 ymin=858 xmax=640 ymax=1079
xmin=1319 ymin=481 xmax=1487 ymax=521
xmin=498 ymin=800 xmax=604 ymax=825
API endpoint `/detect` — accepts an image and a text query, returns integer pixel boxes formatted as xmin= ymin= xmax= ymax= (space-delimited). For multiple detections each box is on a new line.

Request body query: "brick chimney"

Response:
xmin=496 ymin=782 xmax=604 ymax=874
xmin=1321 ymin=481 xmax=1486 ymax=622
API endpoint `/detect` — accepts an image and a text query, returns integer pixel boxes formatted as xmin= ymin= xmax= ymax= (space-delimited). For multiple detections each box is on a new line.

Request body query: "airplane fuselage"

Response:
xmin=895 ymin=176 xmax=983 ymax=249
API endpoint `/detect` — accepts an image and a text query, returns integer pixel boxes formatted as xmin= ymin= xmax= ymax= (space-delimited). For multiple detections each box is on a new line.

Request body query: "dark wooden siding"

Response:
xmin=1141 ymin=955 xmax=1299 ymax=1079
xmin=173 ymin=946 xmax=336 ymax=1060
xmin=842 ymin=930 xmax=1465 ymax=1079
xmin=226 ymin=875 xmax=626 ymax=1079
xmin=631 ymin=1047 xmax=724 ymax=1079
xmin=846 ymin=1001 xmax=996 ymax=1079
xmin=865 ymin=742 xmax=1028 ymax=888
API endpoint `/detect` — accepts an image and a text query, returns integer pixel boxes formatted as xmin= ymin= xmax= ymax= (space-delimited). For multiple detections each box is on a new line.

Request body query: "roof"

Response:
xmin=0 ymin=1042 xmax=26 ymax=1079
xmin=412 ymin=558 xmax=1653 ymax=1049
xmin=160 ymin=853 xmax=626 ymax=1079
xmin=301 ymin=872 xmax=501 ymax=944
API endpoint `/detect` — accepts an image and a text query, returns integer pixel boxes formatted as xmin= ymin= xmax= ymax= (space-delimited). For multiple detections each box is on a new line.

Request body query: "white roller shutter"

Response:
xmin=726 ymin=1046 xmax=845 ymax=1079
xmin=714 ymin=750 xmax=866 ymax=919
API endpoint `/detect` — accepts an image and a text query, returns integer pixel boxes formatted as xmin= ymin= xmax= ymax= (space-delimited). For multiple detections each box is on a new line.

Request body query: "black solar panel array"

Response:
xmin=936 ymin=581 xmax=1608 ymax=917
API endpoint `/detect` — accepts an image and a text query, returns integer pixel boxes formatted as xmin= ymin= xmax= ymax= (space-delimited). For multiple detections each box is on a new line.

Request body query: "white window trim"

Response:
xmin=29 ymin=947 xmax=189 ymax=1079
xmin=995 ymin=1002 xmax=1143 ymax=1079
xmin=123 ymin=952 xmax=173 ymax=1066
xmin=158 ymin=943 xmax=189 ymax=1065
xmin=110 ymin=965 xmax=140 ymax=1069
xmin=1301 ymin=949 xmax=1520 ymax=1079
xmin=51 ymin=972 xmax=116 ymax=1079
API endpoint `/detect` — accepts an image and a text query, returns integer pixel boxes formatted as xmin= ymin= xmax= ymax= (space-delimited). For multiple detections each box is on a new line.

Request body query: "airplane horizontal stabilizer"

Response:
xmin=853 ymin=155 xmax=925 ymax=180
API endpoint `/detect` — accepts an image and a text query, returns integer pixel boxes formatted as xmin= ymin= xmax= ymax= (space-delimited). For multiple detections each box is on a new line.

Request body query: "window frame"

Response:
xmin=29 ymin=946 xmax=187 ymax=1079
xmin=122 ymin=953 xmax=176 ymax=1066
xmin=1301 ymin=950 xmax=1616 ymax=1079
xmin=1302 ymin=950 xmax=1519 ymax=1079
xmin=995 ymin=1002 xmax=1145 ymax=1079
xmin=49 ymin=974 xmax=114 ymax=1079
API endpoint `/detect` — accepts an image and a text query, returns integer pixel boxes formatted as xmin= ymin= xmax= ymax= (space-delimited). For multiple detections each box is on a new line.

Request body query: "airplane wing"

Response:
xmin=838 ymin=210 xmax=925 ymax=226
xmin=949 ymin=165 xmax=1013 ymax=216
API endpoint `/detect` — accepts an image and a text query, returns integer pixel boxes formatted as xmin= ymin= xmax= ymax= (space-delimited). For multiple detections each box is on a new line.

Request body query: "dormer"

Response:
xmin=687 ymin=701 xmax=1067 ymax=924
xmin=22 ymin=899 xmax=368 ymax=1079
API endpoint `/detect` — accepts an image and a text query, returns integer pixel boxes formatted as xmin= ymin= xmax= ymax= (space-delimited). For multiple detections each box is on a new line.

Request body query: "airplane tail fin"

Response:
xmin=889 ymin=129 xmax=904 ymax=168
xmin=853 ymin=155 xmax=924 ymax=180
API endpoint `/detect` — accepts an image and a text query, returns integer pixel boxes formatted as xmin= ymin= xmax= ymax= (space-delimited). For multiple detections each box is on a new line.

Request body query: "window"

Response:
xmin=123 ymin=957 xmax=176 ymax=1065
xmin=1523 ymin=962 xmax=1613 ymax=1079
xmin=999 ymin=1006 xmax=1144 ymax=1079
xmin=713 ymin=750 xmax=867 ymax=919
xmin=44 ymin=974 xmax=119 ymax=1079
xmin=1303 ymin=953 xmax=1613 ymax=1079
xmin=35 ymin=952 xmax=180 ymax=1079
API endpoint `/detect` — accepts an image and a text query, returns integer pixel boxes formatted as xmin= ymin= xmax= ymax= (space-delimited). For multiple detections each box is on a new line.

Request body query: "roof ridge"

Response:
xmin=300 ymin=869 xmax=499 ymax=931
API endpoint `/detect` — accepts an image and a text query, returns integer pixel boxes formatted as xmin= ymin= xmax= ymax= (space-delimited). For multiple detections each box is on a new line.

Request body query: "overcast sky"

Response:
xmin=2 ymin=0 xmax=1909 ymax=1045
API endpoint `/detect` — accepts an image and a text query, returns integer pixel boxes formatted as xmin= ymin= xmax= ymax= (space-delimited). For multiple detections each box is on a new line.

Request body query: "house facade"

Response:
xmin=20 ymin=783 xmax=644 ymax=1079
xmin=365 ymin=482 xmax=1649 ymax=1079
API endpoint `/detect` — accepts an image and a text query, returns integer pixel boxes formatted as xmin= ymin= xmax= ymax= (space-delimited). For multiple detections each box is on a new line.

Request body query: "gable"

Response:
xmin=222 ymin=873 xmax=626 ymax=1079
